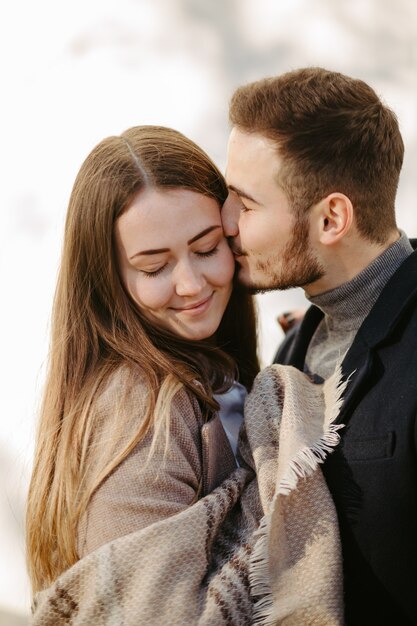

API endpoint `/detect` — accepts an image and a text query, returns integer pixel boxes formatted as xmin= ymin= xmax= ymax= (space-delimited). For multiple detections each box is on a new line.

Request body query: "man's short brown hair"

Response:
xmin=229 ymin=67 xmax=404 ymax=243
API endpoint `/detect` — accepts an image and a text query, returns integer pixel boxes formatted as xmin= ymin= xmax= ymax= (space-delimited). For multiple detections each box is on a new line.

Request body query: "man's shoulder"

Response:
xmin=273 ymin=305 xmax=323 ymax=365
xmin=367 ymin=244 xmax=417 ymax=321
xmin=273 ymin=323 xmax=300 ymax=364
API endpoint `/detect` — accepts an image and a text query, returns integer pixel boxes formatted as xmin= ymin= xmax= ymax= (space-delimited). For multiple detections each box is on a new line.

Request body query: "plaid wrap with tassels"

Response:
xmin=31 ymin=365 xmax=346 ymax=625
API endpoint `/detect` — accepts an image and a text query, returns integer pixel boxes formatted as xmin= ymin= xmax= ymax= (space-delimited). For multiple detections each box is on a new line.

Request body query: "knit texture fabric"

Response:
xmin=31 ymin=365 xmax=346 ymax=626
xmin=76 ymin=369 xmax=210 ymax=556
xmin=305 ymin=232 xmax=412 ymax=380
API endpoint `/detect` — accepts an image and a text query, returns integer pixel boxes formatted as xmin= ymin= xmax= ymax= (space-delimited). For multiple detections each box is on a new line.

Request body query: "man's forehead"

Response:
xmin=226 ymin=129 xmax=280 ymax=179
xmin=226 ymin=129 xmax=282 ymax=193
xmin=228 ymin=127 xmax=277 ymax=153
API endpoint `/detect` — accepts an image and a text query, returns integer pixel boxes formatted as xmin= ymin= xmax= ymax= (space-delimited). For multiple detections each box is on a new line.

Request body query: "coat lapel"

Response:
xmin=337 ymin=246 xmax=417 ymax=424
xmin=336 ymin=333 xmax=373 ymax=425
xmin=277 ymin=244 xmax=417 ymax=427
xmin=275 ymin=305 xmax=323 ymax=369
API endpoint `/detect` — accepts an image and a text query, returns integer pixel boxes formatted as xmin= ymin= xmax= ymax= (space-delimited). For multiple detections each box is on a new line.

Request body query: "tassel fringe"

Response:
xmin=278 ymin=422 xmax=344 ymax=495
xmin=249 ymin=507 xmax=278 ymax=625
xmin=249 ymin=365 xmax=348 ymax=625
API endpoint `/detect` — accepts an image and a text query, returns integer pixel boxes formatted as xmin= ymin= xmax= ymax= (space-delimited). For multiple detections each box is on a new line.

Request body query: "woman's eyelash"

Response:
xmin=196 ymin=246 xmax=218 ymax=258
xmin=139 ymin=247 xmax=218 ymax=276
xmin=140 ymin=265 xmax=166 ymax=278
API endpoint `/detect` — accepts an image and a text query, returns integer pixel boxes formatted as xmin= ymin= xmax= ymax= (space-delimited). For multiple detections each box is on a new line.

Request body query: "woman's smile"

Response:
xmin=115 ymin=188 xmax=234 ymax=340
xmin=170 ymin=293 xmax=214 ymax=315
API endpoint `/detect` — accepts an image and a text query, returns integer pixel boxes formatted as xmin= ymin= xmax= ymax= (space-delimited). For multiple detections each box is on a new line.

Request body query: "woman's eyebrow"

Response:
xmin=129 ymin=225 xmax=221 ymax=260
xmin=187 ymin=225 xmax=221 ymax=245
xmin=129 ymin=247 xmax=170 ymax=260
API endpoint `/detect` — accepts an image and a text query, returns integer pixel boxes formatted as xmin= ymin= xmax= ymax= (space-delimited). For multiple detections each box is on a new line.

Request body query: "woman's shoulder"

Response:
xmin=78 ymin=365 xmax=205 ymax=557
xmin=94 ymin=363 xmax=204 ymax=434
xmin=95 ymin=363 xmax=146 ymax=407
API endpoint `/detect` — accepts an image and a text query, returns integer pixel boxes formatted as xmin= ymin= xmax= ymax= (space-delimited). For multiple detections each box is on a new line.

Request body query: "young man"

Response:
xmin=222 ymin=67 xmax=417 ymax=625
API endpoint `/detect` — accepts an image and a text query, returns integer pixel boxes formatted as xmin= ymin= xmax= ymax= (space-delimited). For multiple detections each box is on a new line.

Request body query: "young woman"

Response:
xmin=27 ymin=126 xmax=345 ymax=625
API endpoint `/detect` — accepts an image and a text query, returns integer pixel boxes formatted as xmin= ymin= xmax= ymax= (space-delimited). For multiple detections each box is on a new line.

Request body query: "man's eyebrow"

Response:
xmin=129 ymin=225 xmax=221 ymax=260
xmin=227 ymin=185 xmax=261 ymax=204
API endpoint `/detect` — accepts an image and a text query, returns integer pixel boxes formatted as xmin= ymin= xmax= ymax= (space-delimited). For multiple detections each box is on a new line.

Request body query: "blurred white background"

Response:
xmin=1 ymin=0 xmax=416 ymax=622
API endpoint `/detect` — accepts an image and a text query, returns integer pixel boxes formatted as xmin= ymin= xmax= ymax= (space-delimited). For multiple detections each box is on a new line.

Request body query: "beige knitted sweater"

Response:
xmin=31 ymin=364 xmax=346 ymax=625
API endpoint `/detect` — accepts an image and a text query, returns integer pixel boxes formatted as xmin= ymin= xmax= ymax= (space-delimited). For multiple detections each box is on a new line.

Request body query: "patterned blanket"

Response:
xmin=31 ymin=365 xmax=346 ymax=625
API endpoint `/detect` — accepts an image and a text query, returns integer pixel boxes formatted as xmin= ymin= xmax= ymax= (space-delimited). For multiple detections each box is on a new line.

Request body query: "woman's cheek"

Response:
xmin=218 ymin=246 xmax=236 ymax=284
xmin=130 ymin=274 xmax=172 ymax=311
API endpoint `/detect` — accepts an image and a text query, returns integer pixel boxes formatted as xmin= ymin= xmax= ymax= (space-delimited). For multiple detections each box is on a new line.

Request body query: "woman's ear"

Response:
xmin=316 ymin=193 xmax=353 ymax=246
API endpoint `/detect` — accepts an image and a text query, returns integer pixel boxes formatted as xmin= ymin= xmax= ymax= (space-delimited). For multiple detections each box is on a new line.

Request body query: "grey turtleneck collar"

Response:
xmin=304 ymin=231 xmax=413 ymax=380
xmin=306 ymin=231 xmax=413 ymax=332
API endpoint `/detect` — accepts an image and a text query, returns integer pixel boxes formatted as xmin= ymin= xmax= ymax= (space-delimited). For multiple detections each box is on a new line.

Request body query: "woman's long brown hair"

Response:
xmin=26 ymin=126 xmax=259 ymax=593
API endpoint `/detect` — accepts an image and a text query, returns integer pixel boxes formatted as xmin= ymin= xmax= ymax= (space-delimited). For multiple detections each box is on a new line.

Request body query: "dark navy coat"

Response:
xmin=274 ymin=244 xmax=417 ymax=626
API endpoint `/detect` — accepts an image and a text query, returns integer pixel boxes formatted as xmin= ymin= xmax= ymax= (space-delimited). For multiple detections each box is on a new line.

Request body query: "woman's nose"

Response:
xmin=174 ymin=262 xmax=206 ymax=297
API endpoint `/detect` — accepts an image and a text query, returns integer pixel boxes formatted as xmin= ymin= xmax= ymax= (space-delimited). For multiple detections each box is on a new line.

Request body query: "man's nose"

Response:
xmin=221 ymin=193 xmax=240 ymax=238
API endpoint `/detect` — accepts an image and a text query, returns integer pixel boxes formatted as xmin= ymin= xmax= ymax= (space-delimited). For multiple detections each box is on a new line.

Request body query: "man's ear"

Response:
xmin=315 ymin=193 xmax=353 ymax=245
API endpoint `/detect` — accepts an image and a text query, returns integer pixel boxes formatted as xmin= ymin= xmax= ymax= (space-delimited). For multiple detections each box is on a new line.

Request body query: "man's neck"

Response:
xmin=304 ymin=231 xmax=413 ymax=380
xmin=305 ymin=229 xmax=401 ymax=297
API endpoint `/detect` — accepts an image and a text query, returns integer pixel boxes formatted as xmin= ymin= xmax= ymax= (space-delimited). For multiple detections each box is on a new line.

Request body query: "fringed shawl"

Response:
xmin=31 ymin=364 xmax=346 ymax=625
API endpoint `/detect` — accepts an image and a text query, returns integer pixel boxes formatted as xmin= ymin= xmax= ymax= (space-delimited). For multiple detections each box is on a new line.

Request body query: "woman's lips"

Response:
xmin=171 ymin=293 xmax=213 ymax=315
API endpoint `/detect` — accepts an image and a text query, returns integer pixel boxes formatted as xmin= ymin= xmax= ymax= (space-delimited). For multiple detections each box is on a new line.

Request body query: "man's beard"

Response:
xmin=238 ymin=215 xmax=325 ymax=294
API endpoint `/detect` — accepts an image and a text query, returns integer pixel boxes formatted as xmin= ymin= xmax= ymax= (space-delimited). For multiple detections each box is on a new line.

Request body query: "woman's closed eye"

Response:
xmin=195 ymin=246 xmax=219 ymax=258
xmin=138 ymin=243 xmax=220 ymax=277
xmin=139 ymin=265 xmax=167 ymax=278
